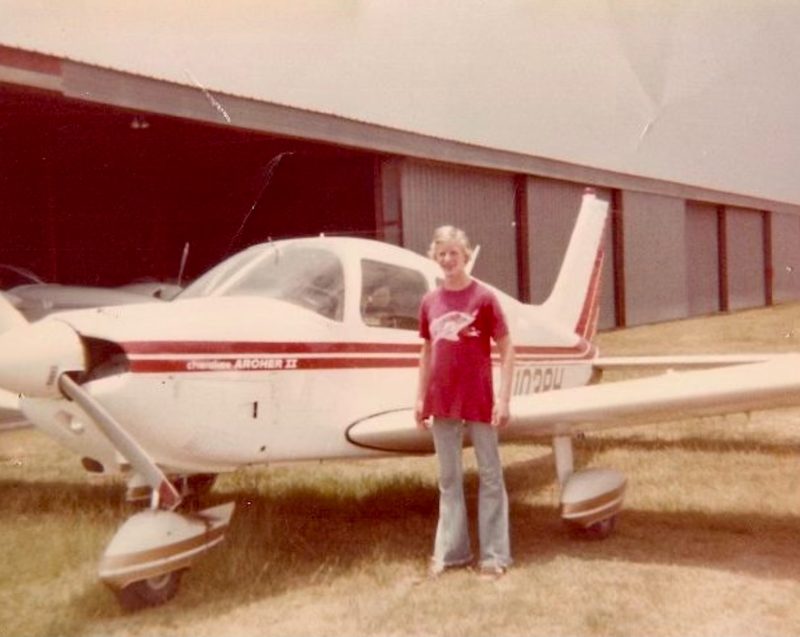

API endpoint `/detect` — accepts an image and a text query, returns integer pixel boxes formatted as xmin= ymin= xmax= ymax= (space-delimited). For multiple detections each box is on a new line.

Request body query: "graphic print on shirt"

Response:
xmin=429 ymin=310 xmax=480 ymax=343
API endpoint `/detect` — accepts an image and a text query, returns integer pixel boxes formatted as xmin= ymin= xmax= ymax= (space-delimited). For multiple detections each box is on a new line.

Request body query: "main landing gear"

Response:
xmin=552 ymin=435 xmax=626 ymax=540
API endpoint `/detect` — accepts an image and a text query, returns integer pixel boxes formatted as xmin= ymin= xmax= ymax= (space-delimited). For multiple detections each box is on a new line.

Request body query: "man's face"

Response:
xmin=433 ymin=240 xmax=469 ymax=280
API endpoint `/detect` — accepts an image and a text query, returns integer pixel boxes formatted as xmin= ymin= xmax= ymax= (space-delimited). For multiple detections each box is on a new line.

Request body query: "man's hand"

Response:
xmin=491 ymin=400 xmax=510 ymax=428
xmin=414 ymin=400 xmax=431 ymax=430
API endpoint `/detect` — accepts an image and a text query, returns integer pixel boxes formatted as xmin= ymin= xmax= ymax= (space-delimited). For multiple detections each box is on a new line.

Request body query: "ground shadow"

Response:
xmin=3 ymin=435 xmax=797 ymax=628
xmin=0 ymin=422 xmax=800 ymax=625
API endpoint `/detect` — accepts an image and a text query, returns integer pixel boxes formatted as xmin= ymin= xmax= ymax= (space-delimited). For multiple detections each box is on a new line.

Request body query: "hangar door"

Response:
xmin=686 ymin=201 xmax=720 ymax=316
xmin=724 ymin=207 xmax=766 ymax=311
xmin=400 ymin=160 xmax=518 ymax=297
xmin=622 ymin=191 xmax=688 ymax=326
xmin=0 ymin=84 xmax=379 ymax=287
xmin=770 ymin=212 xmax=800 ymax=304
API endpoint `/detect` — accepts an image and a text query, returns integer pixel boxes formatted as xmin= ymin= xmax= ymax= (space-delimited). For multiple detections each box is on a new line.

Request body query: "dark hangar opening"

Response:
xmin=0 ymin=83 xmax=378 ymax=287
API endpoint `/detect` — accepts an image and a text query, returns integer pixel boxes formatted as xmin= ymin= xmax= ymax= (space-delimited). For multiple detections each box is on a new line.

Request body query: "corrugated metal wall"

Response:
xmin=725 ymin=207 xmax=765 ymax=311
xmin=376 ymin=157 xmax=403 ymax=246
xmin=386 ymin=159 xmax=800 ymax=328
xmin=771 ymin=212 xmax=800 ymax=303
xmin=526 ymin=177 xmax=616 ymax=328
xmin=400 ymin=159 xmax=518 ymax=296
xmin=622 ymin=191 xmax=689 ymax=325
xmin=686 ymin=201 xmax=720 ymax=315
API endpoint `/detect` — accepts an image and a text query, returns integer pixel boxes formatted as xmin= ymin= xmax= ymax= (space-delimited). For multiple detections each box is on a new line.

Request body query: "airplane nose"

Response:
xmin=0 ymin=320 xmax=86 ymax=398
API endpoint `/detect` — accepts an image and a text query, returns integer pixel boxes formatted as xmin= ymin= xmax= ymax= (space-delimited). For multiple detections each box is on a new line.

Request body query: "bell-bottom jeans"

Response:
xmin=430 ymin=418 xmax=511 ymax=570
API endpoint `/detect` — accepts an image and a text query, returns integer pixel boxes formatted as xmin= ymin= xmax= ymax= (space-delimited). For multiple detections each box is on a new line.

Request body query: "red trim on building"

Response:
xmin=514 ymin=174 xmax=531 ymax=303
xmin=0 ymin=44 xmax=61 ymax=75
xmin=611 ymin=189 xmax=625 ymax=328
xmin=763 ymin=210 xmax=773 ymax=306
xmin=717 ymin=205 xmax=729 ymax=312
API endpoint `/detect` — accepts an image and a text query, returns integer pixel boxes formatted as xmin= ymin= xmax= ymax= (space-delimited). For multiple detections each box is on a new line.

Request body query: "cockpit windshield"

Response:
xmin=179 ymin=244 xmax=345 ymax=321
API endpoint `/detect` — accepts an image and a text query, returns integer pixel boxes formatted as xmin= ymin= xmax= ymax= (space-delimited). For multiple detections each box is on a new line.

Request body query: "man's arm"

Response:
xmin=415 ymin=340 xmax=432 ymax=429
xmin=492 ymin=334 xmax=514 ymax=428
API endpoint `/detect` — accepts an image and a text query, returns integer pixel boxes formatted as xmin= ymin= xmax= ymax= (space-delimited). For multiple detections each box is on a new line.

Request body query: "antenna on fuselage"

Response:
xmin=224 ymin=151 xmax=295 ymax=256
xmin=176 ymin=242 xmax=190 ymax=287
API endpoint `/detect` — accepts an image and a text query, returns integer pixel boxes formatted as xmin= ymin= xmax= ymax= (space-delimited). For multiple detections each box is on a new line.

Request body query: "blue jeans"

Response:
xmin=430 ymin=418 xmax=511 ymax=569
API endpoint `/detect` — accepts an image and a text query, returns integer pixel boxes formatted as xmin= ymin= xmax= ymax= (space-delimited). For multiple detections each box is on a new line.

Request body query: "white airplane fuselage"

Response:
xmin=16 ymin=235 xmax=597 ymax=475
xmin=1 ymin=190 xmax=631 ymax=609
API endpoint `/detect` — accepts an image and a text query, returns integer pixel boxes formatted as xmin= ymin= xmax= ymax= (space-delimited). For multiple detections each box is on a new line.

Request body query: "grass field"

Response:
xmin=1 ymin=303 xmax=799 ymax=637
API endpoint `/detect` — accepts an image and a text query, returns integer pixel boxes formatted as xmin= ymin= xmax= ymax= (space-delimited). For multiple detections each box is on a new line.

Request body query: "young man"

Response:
xmin=415 ymin=225 xmax=515 ymax=580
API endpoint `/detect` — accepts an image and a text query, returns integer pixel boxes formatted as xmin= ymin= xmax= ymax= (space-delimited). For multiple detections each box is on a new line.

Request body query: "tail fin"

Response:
xmin=541 ymin=189 xmax=610 ymax=340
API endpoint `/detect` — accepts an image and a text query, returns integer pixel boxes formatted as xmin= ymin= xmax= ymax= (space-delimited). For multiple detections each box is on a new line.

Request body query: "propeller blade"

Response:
xmin=59 ymin=375 xmax=182 ymax=510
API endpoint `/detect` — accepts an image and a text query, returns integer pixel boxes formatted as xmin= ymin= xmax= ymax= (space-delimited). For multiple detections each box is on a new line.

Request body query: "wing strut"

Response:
xmin=59 ymin=375 xmax=182 ymax=510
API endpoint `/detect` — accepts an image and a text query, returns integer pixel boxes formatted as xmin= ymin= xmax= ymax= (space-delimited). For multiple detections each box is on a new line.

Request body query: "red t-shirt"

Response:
xmin=419 ymin=280 xmax=509 ymax=424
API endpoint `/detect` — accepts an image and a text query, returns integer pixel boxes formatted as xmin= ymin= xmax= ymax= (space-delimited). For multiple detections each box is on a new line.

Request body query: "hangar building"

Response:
xmin=2 ymin=3 xmax=800 ymax=328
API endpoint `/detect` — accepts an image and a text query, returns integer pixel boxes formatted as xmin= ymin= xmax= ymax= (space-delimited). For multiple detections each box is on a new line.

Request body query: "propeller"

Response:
xmin=0 ymin=317 xmax=85 ymax=398
xmin=0 ymin=294 xmax=181 ymax=510
xmin=0 ymin=290 xmax=26 ymax=333
xmin=59 ymin=375 xmax=181 ymax=510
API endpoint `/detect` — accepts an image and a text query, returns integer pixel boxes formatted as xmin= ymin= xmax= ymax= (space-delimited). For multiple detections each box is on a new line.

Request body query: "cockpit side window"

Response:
xmin=360 ymin=259 xmax=428 ymax=330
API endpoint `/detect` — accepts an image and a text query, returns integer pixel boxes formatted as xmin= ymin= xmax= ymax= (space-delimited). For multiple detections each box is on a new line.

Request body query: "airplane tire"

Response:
xmin=180 ymin=473 xmax=217 ymax=511
xmin=115 ymin=569 xmax=184 ymax=611
xmin=566 ymin=515 xmax=617 ymax=541
xmin=581 ymin=515 xmax=617 ymax=540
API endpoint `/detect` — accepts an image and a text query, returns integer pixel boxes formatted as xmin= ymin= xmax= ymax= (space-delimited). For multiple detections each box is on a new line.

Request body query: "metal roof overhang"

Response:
xmin=2 ymin=44 xmax=799 ymax=216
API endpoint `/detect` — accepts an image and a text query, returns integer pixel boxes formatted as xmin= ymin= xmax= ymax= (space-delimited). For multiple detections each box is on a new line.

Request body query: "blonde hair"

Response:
xmin=427 ymin=225 xmax=473 ymax=260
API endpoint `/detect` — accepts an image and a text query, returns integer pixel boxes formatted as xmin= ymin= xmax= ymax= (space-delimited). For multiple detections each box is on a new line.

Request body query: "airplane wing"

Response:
xmin=346 ymin=354 xmax=800 ymax=452
xmin=594 ymin=352 xmax=792 ymax=370
xmin=506 ymin=354 xmax=800 ymax=439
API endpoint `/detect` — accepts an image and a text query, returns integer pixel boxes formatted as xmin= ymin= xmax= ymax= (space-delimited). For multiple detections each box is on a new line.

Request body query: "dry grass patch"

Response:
xmin=2 ymin=303 xmax=800 ymax=636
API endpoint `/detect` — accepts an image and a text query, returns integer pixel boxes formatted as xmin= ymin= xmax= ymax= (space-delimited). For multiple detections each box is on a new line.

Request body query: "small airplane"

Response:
xmin=1 ymin=189 xmax=798 ymax=610
xmin=1 ymin=265 xmax=184 ymax=322
xmin=0 ymin=265 xmax=183 ymax=427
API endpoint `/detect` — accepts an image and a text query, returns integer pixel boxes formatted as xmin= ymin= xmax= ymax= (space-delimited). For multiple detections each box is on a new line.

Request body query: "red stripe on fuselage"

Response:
xmin=121 ymin=341 xmax=422 ymax=355
xmin=129 ymin=357 xmax=419 ymax=373
xmin=120 ymin=341 xmax=596 ymax=374
xmin=122 ymin=341 xmax=593 ymax=358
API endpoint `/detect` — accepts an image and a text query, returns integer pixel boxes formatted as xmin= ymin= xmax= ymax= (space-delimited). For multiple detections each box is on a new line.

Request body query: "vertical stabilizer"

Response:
xmin=542 ymin=189 xmax=610 ymax=341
